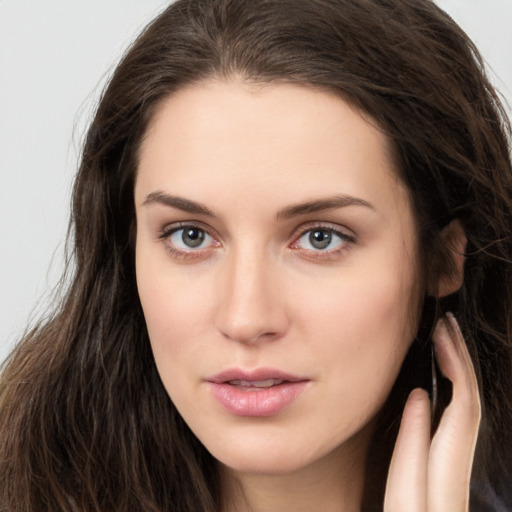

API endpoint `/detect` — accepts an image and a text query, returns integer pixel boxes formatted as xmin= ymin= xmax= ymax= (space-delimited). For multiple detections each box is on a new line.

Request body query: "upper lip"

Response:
xmin=206 ymin=368 xmax=308 ymax=384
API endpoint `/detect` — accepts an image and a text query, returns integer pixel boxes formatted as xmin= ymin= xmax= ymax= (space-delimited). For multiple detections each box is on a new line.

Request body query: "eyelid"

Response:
xmin=158 ymin=221 xmax=222 ymax=258
xmin=156 ymin=220 xmax=355 ymax=260
xmin=289 ymin=222 xmax=356 ymax=255
xmin=290 ymin=222 xmax=356 ymax=242
xmin=158 ymin=220 xmax=219 ymax=239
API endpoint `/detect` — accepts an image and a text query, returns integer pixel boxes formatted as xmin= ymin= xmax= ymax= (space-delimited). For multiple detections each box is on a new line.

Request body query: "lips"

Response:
xmin=228 ymin=378 xmax=285 ymax=390
xmin=206 ymin=368 xmax=309 ymax=416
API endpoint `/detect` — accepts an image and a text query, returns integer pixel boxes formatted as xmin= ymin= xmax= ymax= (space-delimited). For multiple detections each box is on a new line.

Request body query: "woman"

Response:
xmin=1 ymin=0 xmax=511 ymax=510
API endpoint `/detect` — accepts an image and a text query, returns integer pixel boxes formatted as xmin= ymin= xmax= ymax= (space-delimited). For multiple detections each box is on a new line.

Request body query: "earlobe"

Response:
xmin=433 ymin=219 xmax=467 ymax=298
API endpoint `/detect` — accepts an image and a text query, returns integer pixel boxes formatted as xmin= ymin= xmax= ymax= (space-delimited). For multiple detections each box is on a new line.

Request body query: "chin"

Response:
xmin=196 ymin=419 xmax=372 ymax=478
xmin=218 ymin=448 xmax=319 ymax=476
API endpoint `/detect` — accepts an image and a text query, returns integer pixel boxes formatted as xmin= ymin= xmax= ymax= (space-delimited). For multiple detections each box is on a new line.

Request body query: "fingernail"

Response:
xmin=433 ymin=317 xmax=451 ymax=347
xmin=408 ymin=388 xmax=430 ymax=402
xmin=444 ymin=311 xmax=459 ymax=337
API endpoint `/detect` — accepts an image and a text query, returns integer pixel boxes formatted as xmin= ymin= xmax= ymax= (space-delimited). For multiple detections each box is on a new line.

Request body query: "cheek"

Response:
xmin=297 ymin=263 xmax=418 ymax=343
xmin=137 ymin=273 xmax=213 ymax=415
xmin=135 ymin=244 xmax=214 ymax=376
xmin=294 ymin=256 xmax=421 ymax=395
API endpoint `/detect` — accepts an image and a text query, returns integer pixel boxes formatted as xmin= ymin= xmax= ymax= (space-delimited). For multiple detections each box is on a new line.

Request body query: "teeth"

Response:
xmin=229 ymin=379 xmax=284 ymax=388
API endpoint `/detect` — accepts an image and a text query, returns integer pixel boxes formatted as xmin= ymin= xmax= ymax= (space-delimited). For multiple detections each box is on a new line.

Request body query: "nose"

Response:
xmin=215 ymin=249 xmax=289 ymax=344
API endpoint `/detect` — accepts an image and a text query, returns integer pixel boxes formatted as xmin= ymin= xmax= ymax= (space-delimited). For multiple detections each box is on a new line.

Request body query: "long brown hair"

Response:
xmin=1 ymin=1 xmax=511 ymax=510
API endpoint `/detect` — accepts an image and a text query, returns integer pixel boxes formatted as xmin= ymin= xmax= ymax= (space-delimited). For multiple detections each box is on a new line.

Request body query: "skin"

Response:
xmin=134 ymin=80 xmax=480 ymax=512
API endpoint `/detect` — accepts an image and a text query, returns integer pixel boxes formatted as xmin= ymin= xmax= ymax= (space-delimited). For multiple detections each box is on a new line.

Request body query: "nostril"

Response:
xmin=221 ymin=329 xmax=278 ymax=344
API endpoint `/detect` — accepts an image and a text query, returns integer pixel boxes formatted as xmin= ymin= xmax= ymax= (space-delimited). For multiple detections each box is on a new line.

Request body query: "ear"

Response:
xmin=431 ymin=219 xmax=467 ymax=298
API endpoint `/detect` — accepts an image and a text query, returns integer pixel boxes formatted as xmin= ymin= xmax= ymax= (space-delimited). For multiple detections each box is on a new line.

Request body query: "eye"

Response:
xmin=158 ymin=223 xmax=221 ymax=261
xmin=167 ymin=226 xmax=214 ymax=250
xmin=291 ymin=226 xmax=354 ymax=254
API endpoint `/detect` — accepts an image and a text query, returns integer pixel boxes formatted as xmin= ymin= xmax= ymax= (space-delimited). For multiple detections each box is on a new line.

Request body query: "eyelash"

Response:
xmin=157 ymin=222 xmax=356 ymax=261
xmin=290 ymin=224 xmax=356 ymax=260
xmin=158 ymin=222 xmax=219 ymax=260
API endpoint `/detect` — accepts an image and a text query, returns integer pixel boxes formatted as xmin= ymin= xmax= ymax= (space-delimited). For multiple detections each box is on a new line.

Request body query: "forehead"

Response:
xmin=135 ymin=80 xmax=409 ymax=221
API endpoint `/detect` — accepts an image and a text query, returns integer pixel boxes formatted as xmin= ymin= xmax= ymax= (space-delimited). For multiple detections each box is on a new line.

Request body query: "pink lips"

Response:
xmin=206 ymin=368 xmax=309 ymax=417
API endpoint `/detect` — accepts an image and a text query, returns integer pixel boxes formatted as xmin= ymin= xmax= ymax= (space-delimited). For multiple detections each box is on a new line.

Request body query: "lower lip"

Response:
xmin=208 ymin=381 xmax=309 ymax=417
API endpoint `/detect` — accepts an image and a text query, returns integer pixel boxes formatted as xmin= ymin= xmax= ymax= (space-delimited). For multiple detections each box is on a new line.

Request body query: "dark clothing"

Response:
xmin=471 ymin=481 xmax=512 ymax=512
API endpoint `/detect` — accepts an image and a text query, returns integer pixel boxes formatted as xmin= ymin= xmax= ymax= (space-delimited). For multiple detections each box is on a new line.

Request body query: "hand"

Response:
xmin=384 ymin=313 xmax=481 ymax=512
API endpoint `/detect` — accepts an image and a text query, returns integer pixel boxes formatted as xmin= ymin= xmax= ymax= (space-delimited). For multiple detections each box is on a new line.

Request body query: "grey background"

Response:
xmin=1 ymin=0 xmax=511 ymax=364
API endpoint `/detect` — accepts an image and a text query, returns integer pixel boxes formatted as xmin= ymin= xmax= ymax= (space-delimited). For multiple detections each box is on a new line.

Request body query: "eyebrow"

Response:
xmin=142 ymin=191 xmax=375 ymax=219
xmin=276 ymin=195 xmax=375 ymax=220
xmin=142 ymin=191 xmax=215 ymax=216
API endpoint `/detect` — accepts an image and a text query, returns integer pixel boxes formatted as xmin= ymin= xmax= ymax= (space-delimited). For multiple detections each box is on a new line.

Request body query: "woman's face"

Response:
xmin=135 ymin=81 xmax=422 ymax=476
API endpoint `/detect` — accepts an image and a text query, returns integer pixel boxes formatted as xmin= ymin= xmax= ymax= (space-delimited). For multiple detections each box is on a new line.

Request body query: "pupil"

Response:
xmin=182 ymin=228 xmax=205 ymax=248
xmin=309 ymin=230 xmax=331 ymax=249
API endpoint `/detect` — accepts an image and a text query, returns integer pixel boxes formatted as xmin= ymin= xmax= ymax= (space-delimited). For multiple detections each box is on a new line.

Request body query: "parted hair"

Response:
xmin=1 ymin=0 xmax=511 ymax=510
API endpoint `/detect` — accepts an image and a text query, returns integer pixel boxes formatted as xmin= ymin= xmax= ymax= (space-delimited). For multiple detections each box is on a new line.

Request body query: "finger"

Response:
xmin=384 ymin=388 xmax=430 ymax=512
xmin=428 ymin=314 xmax=481 ymax=512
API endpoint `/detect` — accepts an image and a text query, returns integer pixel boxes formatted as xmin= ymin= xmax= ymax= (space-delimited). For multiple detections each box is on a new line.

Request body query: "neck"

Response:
xmin=220 ymin=429 xmax=371 ymax=512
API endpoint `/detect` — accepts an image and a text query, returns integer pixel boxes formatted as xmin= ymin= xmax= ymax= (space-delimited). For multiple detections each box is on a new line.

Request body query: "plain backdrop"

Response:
xmin=1 ymin=0 xmax=511 ymax=364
